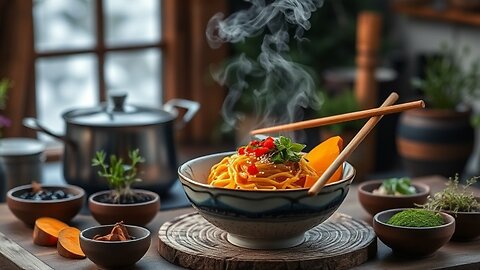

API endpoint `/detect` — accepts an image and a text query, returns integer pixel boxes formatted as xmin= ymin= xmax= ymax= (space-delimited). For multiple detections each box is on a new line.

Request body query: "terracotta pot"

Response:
xmin=396 ymin=109 xmax=474 ymax=177
xmin=358 ymin=180 xmax=430 ymax=216
xmin=88 ymin=189 xmax=160 ymax=226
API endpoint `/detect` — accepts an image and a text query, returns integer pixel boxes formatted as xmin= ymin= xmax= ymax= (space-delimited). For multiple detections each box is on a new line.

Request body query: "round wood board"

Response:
xmin=158 ymin=212 xmax=377 ymax=270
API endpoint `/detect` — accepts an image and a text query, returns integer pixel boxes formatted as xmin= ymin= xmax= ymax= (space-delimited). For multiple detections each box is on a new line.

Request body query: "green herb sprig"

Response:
xmin=92 ymin=149 xmax=145 ymax=203
xmin=420 ymin=174 xmax=479 ymax=214
xmin=381 ymin=177 xmax=416 ymax=195
xmin=270 ymin=136 xmax=305 ymax=164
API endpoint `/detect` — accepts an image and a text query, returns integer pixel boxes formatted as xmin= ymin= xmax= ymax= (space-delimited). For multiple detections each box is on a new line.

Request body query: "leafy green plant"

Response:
xmin=318 ymin=89 xmax=363 ymax=134
xmin=420 ymin=175 xmax=479 ymax=214
xmin=91 ymin=149 xmax=145 ymax=204
xmin=412 ymin=45 xmax=480 ymax=110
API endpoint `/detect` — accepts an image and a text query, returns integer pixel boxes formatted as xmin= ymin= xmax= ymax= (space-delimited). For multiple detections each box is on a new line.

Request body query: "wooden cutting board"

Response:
xmin=158 ymin=212 xmax=376 ymax=270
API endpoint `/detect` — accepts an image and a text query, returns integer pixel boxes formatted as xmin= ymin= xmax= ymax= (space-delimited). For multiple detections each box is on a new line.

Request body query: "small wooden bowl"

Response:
xmin=6 ymin=184 xmax=85 ymax=226
xmin=358 ymin=180 xmax=430 ymax=216
xmin=80 ymin=224 xmax=151 ymax=269
xmin=88 ymin=189 xmax=160 ymax=226
xmin=373 ymin=208 xmax=455 ymax=256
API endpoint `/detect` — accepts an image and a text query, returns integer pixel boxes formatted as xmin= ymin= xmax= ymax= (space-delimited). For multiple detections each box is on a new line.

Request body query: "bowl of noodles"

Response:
xmin=178 ymin=136 xmax=355 ymax=249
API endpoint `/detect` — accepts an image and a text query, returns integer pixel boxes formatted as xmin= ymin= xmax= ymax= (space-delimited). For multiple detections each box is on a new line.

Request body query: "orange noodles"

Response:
xmin=208 ymin=136 xmax=319 ymax=190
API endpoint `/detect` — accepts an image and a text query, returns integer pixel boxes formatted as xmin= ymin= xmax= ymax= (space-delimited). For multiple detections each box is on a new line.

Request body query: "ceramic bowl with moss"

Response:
xmin=373 ymin=208 xmax=455 ymax=256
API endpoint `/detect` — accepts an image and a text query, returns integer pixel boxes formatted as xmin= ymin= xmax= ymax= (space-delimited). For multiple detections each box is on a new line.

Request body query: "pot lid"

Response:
xmin=0 ymin=138 xmax=45 ymax=156
xmin=62 ymin=94 xmax=176 ymax=127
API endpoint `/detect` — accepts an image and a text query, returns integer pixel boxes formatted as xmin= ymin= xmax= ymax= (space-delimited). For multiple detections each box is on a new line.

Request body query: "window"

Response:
xmin=33 ymin=0 xmax=163 ymax=141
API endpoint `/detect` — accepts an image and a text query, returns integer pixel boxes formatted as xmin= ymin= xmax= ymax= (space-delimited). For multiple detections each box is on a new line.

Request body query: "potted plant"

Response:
xmin=397 ymin=45 xmax=480 ymax=177
xmin=420 ymin=175 xmax=480 ymax=241
xmin=88 ymin=149 xmax=160 ymax=226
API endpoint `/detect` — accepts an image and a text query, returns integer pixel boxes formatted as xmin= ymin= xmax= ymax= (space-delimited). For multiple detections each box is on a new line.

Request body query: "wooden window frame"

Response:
xmin=2 ymin=0 xmax=227 ymax=147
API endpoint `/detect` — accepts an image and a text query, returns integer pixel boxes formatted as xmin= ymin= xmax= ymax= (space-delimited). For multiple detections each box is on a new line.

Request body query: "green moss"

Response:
xmin=387 ymin=209 xmax=444 ymax=227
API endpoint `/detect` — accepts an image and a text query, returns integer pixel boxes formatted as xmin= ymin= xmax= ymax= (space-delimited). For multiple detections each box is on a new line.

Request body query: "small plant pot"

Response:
xmin=88 ymin=189 xmax=160 ymax=226
xmin=443 ymin=210 xmax=480 ymax=241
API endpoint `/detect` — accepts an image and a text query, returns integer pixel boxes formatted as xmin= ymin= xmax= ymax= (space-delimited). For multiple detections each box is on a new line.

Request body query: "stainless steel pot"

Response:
xmin=23 ymin=94 xmax=199 ymax=195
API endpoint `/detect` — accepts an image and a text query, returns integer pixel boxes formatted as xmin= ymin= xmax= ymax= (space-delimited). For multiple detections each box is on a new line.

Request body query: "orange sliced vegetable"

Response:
xmin=304 ymin=136 xmax=343 ymax=188
xmin=33 ymin=217 xmax=69 ymax=246
xmin=57 ymin=227 xmax=86 ymax=259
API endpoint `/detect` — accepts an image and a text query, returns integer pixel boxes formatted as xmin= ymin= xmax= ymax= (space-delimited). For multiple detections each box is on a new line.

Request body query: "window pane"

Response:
xmin=36 ymin=55 xmax=98 ymax=141
xmin=33 ymin=0 xmax=96 ymax=52
xmin=105 ymin=49 xmax=162 ymax=107
xmin=104 ymin=0 xmax=161 ymax=46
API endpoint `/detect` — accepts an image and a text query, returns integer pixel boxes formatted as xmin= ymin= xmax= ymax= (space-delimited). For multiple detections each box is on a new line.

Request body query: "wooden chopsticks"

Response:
xmin=249 ymin=99 xmax=425 ymax=135
xmin=308 ymin=92 xmax=400 ymax=195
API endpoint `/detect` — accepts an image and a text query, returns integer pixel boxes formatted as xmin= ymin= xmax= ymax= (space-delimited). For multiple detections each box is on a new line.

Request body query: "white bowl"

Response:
xmin=178 ymin=152 xmax=355 ymax=249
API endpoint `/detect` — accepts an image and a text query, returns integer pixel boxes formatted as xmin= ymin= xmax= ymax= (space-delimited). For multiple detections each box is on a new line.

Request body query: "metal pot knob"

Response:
xmin=110 ymin=93 xmax=127 ymax=112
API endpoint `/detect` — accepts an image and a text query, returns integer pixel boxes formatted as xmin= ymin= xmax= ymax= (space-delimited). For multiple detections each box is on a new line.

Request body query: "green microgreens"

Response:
xmin=270 ymin=136 xmax=305 ymax=164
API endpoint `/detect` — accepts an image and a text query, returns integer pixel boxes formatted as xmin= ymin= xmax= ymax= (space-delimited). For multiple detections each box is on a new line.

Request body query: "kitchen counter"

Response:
xmin=0 ymin=175 xmax=479 ymax=269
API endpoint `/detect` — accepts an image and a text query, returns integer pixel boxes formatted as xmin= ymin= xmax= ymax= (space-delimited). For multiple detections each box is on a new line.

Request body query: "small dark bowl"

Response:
xmin=443 ymin=198 xmax=480 ymax=241
xmin=373 ymin=208 xmax=455 ymax=256
xmin=7 ymin=184 xmax=85 ymax=226
xmin=358 ymin=180 xmax=430 ymax=216
xmin=88 ymin=189 xmax=160 ymax=226
xmin=80 ymin=224 xmax=151 ymax=269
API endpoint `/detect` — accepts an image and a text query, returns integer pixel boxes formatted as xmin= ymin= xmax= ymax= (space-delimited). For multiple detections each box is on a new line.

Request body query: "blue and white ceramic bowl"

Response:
xmin=178 ymin=152 xmax=355 ymax=249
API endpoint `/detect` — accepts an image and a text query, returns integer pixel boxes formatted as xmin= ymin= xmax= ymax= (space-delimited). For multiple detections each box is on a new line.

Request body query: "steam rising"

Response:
xmin=207 ymin=0 xmax=324 ymax=139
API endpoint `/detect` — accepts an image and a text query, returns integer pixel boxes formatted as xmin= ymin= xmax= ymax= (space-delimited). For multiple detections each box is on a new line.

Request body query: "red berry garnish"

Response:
xmin=262 ymin=137 xmax=275 ymax=149
xmin=247 ymin=164 xmax=259 ymax=175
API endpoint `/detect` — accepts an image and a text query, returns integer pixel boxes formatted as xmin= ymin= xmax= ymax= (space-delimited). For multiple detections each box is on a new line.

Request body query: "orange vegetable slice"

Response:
xmin=304 ymin=136 xmax=343 ymax=188
xmin=57 ymin=227 xmax=86 ymax=259
xmin=33 ymin=217 xmax=69 ymax=246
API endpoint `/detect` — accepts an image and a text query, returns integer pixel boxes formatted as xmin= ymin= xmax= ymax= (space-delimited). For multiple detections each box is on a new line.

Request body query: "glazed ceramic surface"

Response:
xmin=80 ymin=224 xmax=150 ymax=269
xmin=7 ymin=184 xmax=85 ymax=226
xmin=88 ymin=189 xmax=160 ymax=226
xmin=373 ymin=208 xmax=455 ymax=256
xmin=178 ymin=152 xmax=355 ymax=249
xmin=358 ymin=180 xmax=430 ymax=216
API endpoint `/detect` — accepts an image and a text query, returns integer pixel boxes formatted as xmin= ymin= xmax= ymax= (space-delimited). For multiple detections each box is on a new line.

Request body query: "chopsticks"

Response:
xmin=249 ymin=99 xmax=425 ymax=135
xmin=308 ymin=92 xmax=400 ymax=196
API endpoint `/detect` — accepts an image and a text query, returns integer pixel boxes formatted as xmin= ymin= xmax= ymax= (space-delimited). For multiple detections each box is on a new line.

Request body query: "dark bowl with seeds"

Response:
xmin=7 ymin=184 xmax=85 ymax=226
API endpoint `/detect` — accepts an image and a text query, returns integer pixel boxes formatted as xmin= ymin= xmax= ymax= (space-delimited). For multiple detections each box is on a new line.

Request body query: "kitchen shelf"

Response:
xmin=393 ymin=3 xmax=480 ymax=27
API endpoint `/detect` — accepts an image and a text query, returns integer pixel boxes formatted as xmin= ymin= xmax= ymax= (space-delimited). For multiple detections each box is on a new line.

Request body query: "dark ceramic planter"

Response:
xmin=7 ymin=184 xmax=85 ymax=226
xmin=396 ymin=109 xmax=474 ymax=177
xmin=443 ymin=198 xmax=480 ymax=241
xmin=373 ymin=208 xmax=455 ymax=256
xmin=88 ymin=189 xmax=160 ymax=226
xmin=358 ymin=180 xmax=430 ymax=216
xmin=80 ymin=224 xmax=151 ymax=269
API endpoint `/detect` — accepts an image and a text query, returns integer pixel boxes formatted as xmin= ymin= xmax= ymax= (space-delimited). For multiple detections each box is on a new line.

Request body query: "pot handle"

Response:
xmin=23 ymin=118 xmax=66 ymax=142
xmin=163 ymin=99 xmax=200 ymax=129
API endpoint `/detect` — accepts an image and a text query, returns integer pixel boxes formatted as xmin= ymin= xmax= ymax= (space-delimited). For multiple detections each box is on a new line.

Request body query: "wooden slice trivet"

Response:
xmin=158 ymin=212 xmax=376 ymax=270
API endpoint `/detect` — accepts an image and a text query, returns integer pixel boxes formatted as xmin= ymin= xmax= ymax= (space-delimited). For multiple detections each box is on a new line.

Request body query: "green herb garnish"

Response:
xmin=387 ymin=209 xmax=444 ymax=227
xmin=380 ymin=177 xmax=416 ymax=195
xmin=420 ymin=174 xmax=479 ymax=214
xmin=270 ymin=136 xmax=305 ymax=164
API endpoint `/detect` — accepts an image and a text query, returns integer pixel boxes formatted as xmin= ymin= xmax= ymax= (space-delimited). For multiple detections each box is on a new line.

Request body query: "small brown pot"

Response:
xmin=443 ymin=210 xmax=480 ymax=241
xmin=88 ymin=189 xmax=160 ymax=226
xmin=358 ymin=180 xmax=430 ymax=216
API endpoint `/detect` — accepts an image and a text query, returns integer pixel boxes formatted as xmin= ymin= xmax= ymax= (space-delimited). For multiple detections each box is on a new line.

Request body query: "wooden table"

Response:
xmin=0 ymin=176 xmax=479 ymax=270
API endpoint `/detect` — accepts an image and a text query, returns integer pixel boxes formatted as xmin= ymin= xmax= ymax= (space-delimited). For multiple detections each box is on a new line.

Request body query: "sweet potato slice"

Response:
xmin=57 ymin=227 xmax=86 ymax=259
xmin=304 ymin=136 xmax=344 ymax=188
xmin=33 ymin=217 xmax=69 ymax=246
